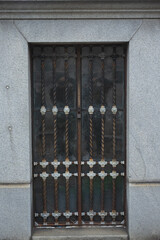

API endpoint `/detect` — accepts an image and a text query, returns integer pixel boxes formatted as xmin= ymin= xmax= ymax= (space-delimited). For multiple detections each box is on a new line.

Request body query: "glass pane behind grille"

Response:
xmin=33 ymin=46 xmax=77 ymax=226
xmin=32 ymin=44 xmax=126 ymax=227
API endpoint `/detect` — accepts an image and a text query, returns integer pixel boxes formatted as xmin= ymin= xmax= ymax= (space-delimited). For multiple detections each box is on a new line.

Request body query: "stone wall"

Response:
xmin=0 ymin=4 xmax=160 ymax=239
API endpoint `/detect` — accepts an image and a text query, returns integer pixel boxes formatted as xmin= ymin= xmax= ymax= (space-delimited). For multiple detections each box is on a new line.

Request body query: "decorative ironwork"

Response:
xmin=52 ymin=211 xmax=61 ymax=219
xmin=100 ymin=105 xmax=106 ymax=115
xmin=51 ymin=171 xmax=60 ymax=179
xmin=52 ymin=105 xmax=58 ymax=115
xmin=40 ymin=106 xmax=46 ymax=115
xmin=41 ymin=212 xmax=49 ymax=219
xmin=110 ymin=159 xmax=119 ymax=167
xmin=40 ymin=161 xmax=48 ymax=168
xmin=33 ymin=45 xmax=126 ymax=227
xmin=63 ymin=170 xmax=72 ymax=180
xmin=64 ymin=106 xmax=70 ymax=115
xmin=87 ymin=158 xmax=96 ymax=168
xmin=111 ymin=105 xmax=117 ymax=115
xmin=88 ymin=106 xmax=94 ymax=115
xmin=87 ymin=171 xmax=96 ymax=179
xmin=51 ymin=160 xmax=60 ymax=169
xmin=40 ymin=172 xmax=49 ymax=180
xmin=99 ymin=159 xmax=107 ymax=168
xmin=64 ymin=211 xmax=72 ymax=218
xmin=98 ymin=171 xmax=107 ymax=179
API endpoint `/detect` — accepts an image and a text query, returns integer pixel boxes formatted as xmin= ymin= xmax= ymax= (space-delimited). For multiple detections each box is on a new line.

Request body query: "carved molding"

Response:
xmin=0 ymin=1 xmax=160 ymax=19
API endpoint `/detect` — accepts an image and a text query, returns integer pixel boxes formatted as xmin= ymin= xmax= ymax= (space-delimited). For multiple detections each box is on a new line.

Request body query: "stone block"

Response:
xmin=14 ymin=20 xmax=142 ymax=43
xmin=128 ymin=183 xmax=160 ymax=240
xmin=32 ymin=227 xmax=128 ymax=240
xmin=0 ymin=184 xmax=32 ymax=240
xmin=128 ymin=20 xmax=160 ymax=182
xmin=0 ymin=20 xmax=31 ymax=183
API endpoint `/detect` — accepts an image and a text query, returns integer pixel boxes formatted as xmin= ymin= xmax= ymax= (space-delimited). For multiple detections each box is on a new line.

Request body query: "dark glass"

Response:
xmin=104 ymin=176 xmax=113 ymax=212
xmin=46 ymin=176 xmax=54 ymax=212
xmin=93 ymin=176 xmax=101 ymax=212
xmin=69 ymin=176 xmax=78 ymax=212
xmin=82 ymin=176 xmax=90 ymax=212
xmin=116 ymin=176 xmax=124 ymax=212
xmin=34 ymin=177 xmax=43 ymax=213
xmin=58 ymin=176 xmax=66 ymax=212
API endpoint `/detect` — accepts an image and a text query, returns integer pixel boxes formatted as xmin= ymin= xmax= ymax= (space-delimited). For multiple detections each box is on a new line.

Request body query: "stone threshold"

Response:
xmin=32 ymin=226 xmax=128 ymax=240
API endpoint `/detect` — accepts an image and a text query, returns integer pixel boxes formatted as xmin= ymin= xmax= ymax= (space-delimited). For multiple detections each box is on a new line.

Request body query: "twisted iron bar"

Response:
xmin=100 ymin=47 xmax=105 ymax=216
xmin=64 ymin=47 xmax=70 ymax=216
xmin=53 ymin=58 xmax=57 ymax=105
xmin=41 ymin=59 xmax=46 ymax=160
xmin=53 ymin=53 xmax=59 ymax=220
xmin=101 ymin=50 xmax=105 ymax=106
xmin=89 ymin=47 xmax=93 ymax=213
xmin=112 ymin=47 xmax=116 ymax=160
xmin=41 ymin=55 xmax=47 ymax=224
xmin=112 ymin=47 xmax=117 ymax=216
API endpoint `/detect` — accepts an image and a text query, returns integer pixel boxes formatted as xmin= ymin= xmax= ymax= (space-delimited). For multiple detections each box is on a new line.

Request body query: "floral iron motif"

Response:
xmin=87 ymin=210 xmax=96 ymax=221
xmin=40 ymin=172 xmax=49 ymax=180
xmin=40 ymin=106 xmax=46 ymax=115
xmin=41 ymin=212 xmax=49 ymax=219
xmin=52 ymin=105 xmax=58 ymax=115
xmin=40 ymin=160 xmax=48 ymax=168
xmin=111 ymin=105 xmax=117 ymax=115
xmin=63 ymin=211 xmax=72 ymax=218
xmin=110 ymin=159 xmax=119 ymax=167
xmin=98 ymin=210 xmax=108 ymax=218
xmin=51 ymin=171 xmax=60 ymax=179
xmin=100 ymin=105 xmax=106 ymax=115
xmin=52 ymin=211 xmax=61 ymax=219
xmin=63 ymin=159 xmax=72 ymax=168
xmin=98 ymin=171 xmax=107 ymax=179
xmin=64 ymin=106 xmax=70 ymax=115
xmin=88 ymin=106 xmax=94 ymax=115
xmin=63 ymin=171 xmax=72 ymax=179
xmin=99 ymin=160 xmax=107 ymax=168
xmin=110 ymin=171 xmax=119 ymax=179
xmin=87 ymin=158 xmax=96 ymax=168
xmin=87 ymin=171 xmax=96 ymax=179
xmin=51 ymin=160 xmax=60 ymax=169
xmin=110 ymin=210 xmax=118 ymax=219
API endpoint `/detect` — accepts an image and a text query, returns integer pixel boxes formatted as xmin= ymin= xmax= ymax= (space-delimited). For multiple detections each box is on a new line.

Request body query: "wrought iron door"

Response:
xmin=32 ymin=45 xmax=126 ymax=227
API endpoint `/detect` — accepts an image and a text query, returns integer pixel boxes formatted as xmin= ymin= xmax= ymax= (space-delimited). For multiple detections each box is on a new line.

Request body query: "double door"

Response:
xmin=32 ymin=45 xmax=126 ymax=226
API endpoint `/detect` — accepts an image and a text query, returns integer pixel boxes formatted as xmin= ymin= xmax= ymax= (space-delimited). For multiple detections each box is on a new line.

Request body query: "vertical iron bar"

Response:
xmin=100 ymin=46 xmax=105 ymax=217
xmin=53 ymin=52 xmax=59 ymax=224
xmin=124 ymin=46 xmax=127 ymax=226
xmin=77 ymin=47 xmax=82 ymax=225
xmin=64 ymin=47 xmax=70 ymax=222
xmin=89 ymin=47 xmax=93 ymax=214
xmin=101 ymin=47 xmax=105 ymax=106
xmin=112 ymin=47 xmax=117 ymax=220
xmin=41 ymin=51 xmax=47 ymax=224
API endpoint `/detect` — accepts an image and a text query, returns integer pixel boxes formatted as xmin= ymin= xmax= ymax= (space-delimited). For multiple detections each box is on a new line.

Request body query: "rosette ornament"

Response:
xmin=52 ymin=105 xmax=58 ymax=115
xmin=40 ymin=106 xmax=46 ymax=115
xmin=88 ymin=106 xmax=94 ymax=115
xmin=64 ymin=106 xmax=70 ymax=115
xmin=111 ymin=105 xmax=117 ymax=115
